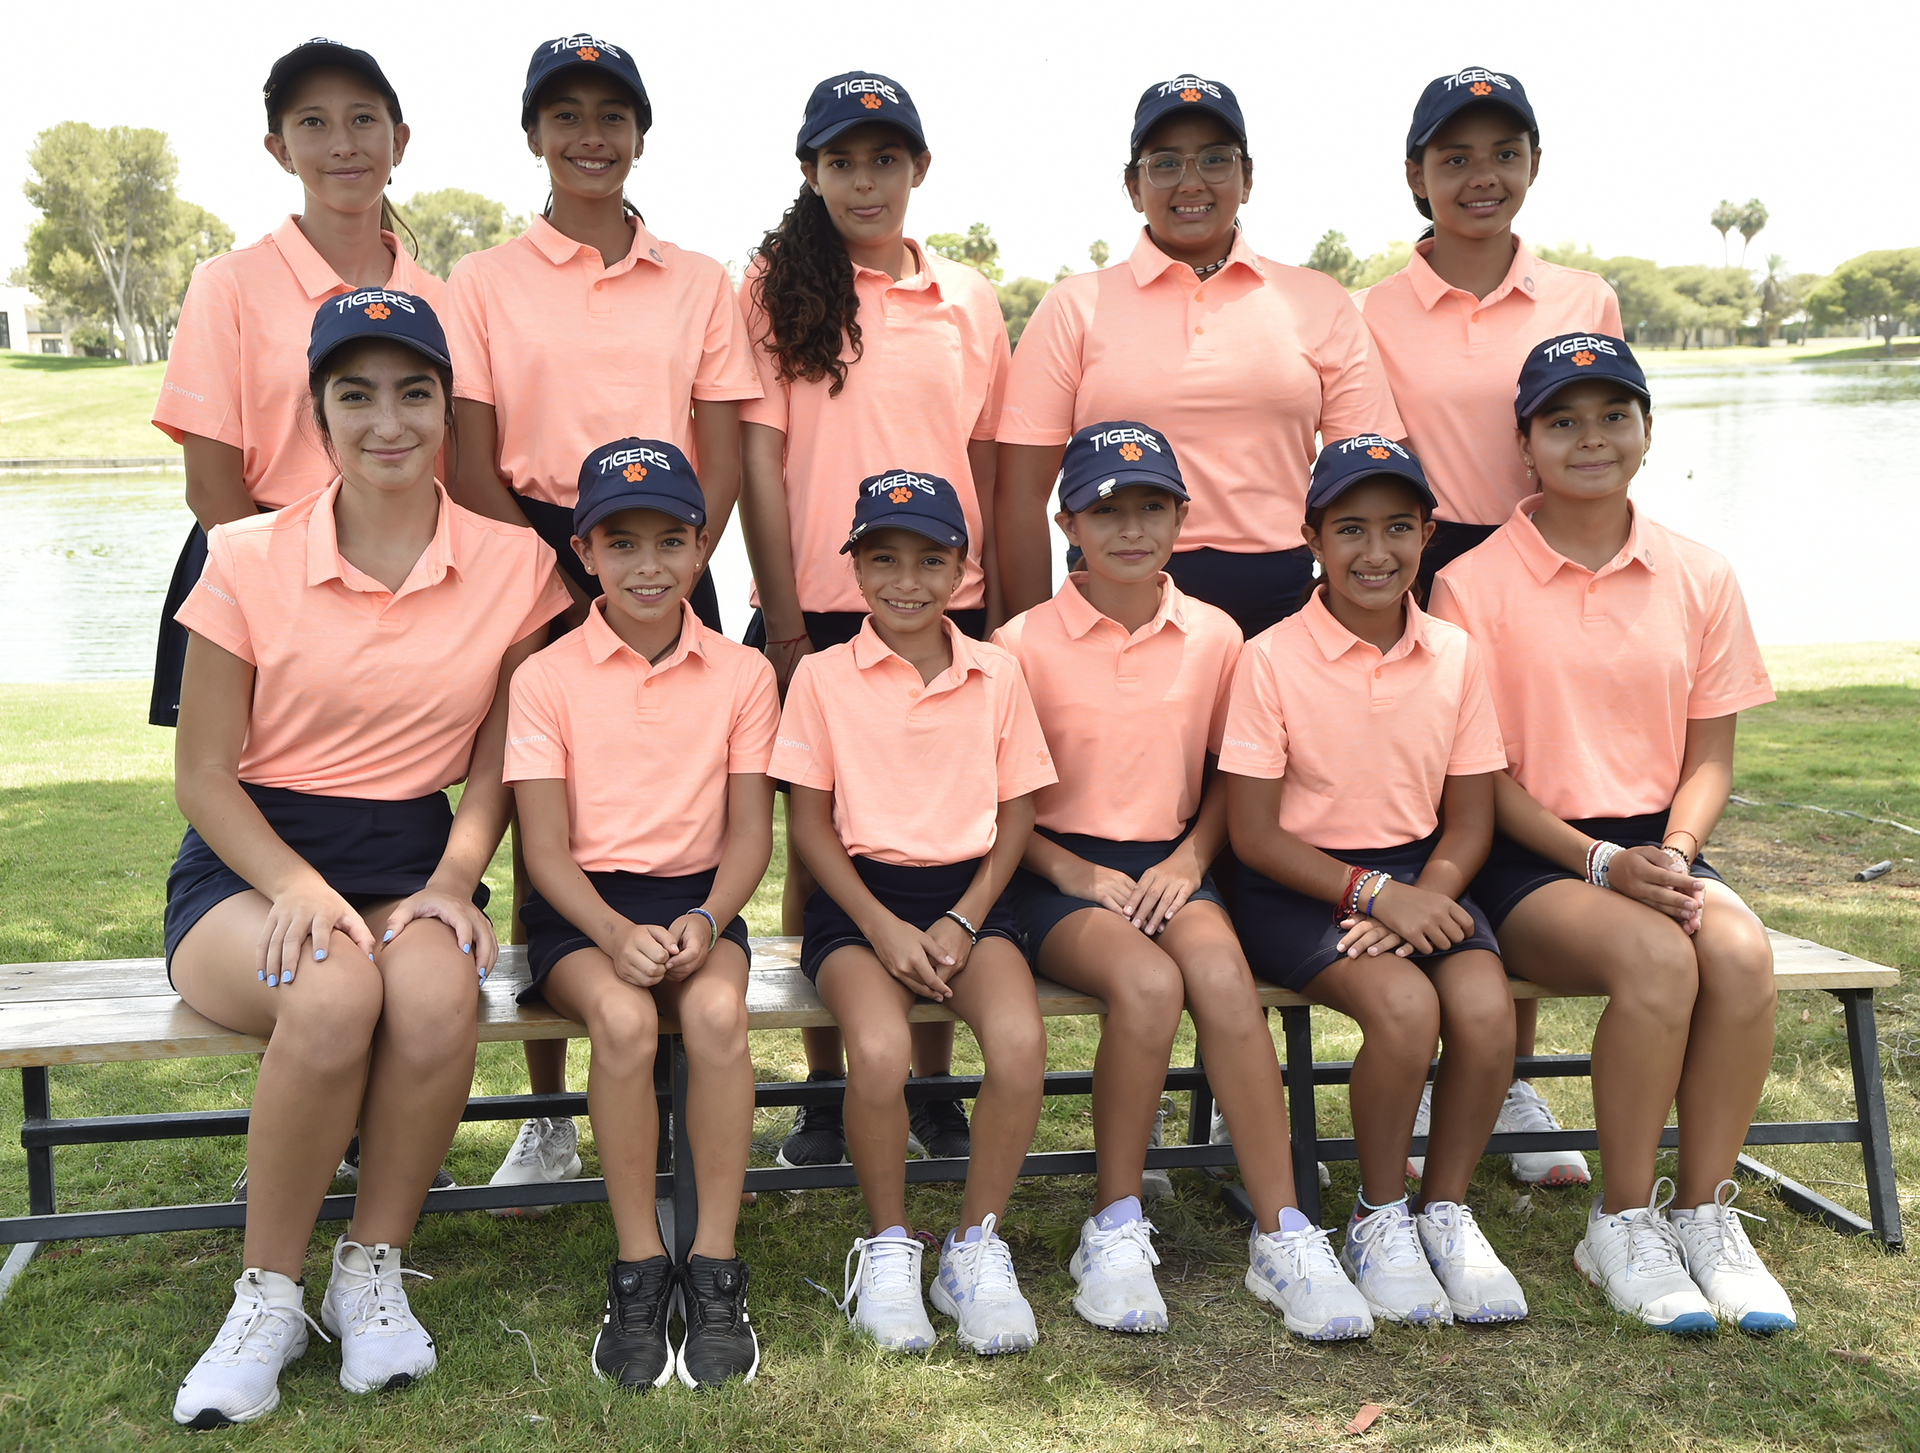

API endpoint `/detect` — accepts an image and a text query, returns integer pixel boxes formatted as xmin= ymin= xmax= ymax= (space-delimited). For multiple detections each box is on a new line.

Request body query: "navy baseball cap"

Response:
xmin=1307 ymin=436 xmax=1437 ymax=513
xmin=574 ymin=439 xmax=705 ymax=538
xmin=1407 ymin=67 xmax=1536 ymax=155
xmin=307 ymin=289 xmax=450 ymax=375
xmin=1514 ymin=333 xmax=1651 ymax=428
xmin=265 ymin=39 xmax=401 ymax=127
xmin=1057 ymin=421 xmax=1188 ymax=513
xmin=1130 ymin=74 xmax=1246 ymax=153
xmin=522 ymin=36 xmax=650 ymax=132
xmin=841 ymin=470 xmax=967 ymax=554
xmin=796 ymin=72 xmax=925 ymax=159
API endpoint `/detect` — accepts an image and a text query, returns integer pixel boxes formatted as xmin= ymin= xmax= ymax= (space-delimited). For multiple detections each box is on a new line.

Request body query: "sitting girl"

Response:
xmin=168 ymin=292 xmax=568 ymax=1427
xmin=1222 ymin=436 xmax=1528 ymax=1329
xmin=507 ymin=438 xmax=777 ymax=1388
xmin=769 ymin=471 xmax=1053 ymax=1355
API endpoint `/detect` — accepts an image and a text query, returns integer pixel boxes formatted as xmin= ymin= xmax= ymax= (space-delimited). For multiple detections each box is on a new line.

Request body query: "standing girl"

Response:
xmin=1431 ymin=335 xmax=1794 ymax=1335
xmin=1222 ymin=437 xmax=1528 ymax=1329
xmin=167 ymin=294 xmax=568 ymax=1427
xmin=444 ymin=35 xmax=762 ymax=1193
xmin=152 ymin=39 xmax=444 ymax=728
xmin=508 ymin=439 xmax=775 ymax=1389
xmin=737 ymin=71 xmax=1010 ymax=1170
xmin=995 ymin=421 xmax=1372 ymax=1341
xmin=996 ymin=73 xmax=1401 ymax=637
xmin=768 ymin=473 xmax=1053 ymax=1356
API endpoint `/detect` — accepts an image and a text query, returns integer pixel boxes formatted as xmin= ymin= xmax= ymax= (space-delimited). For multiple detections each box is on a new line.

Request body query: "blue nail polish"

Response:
xmin=462 ymin=942 xmax=471 ymax=954
xmin=314 ymin=949 xmax=326 ymax=961
xmin=266 ymin=973 xmax=277 ymax=987
xmin=257 ymin=970 xmax=265 ymax=981
xmin=383 ymin=930 xmax=394 ymax=943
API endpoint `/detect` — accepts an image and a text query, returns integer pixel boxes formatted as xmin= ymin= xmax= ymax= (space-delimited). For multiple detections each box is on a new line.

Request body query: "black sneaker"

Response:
xmin=591 ymin=1256 xmax=677 ymax=1388
xmin=909 ymin=1082 xmax=971 ymax=1159
xmin=675 ymin=1256 xmax=759 ymax=1388
xmin=777 ymin=1073 xmax=847 ymax=1167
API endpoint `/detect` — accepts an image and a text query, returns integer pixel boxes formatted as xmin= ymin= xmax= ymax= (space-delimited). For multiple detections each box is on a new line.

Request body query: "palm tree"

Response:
xmin=1737 ymin=199 xmax=1769 ymax=268
xmin=1710 ymin=200 xmax=1741 ymax=267
xmin=1756 ymin=254 xmax=1792 ymax=346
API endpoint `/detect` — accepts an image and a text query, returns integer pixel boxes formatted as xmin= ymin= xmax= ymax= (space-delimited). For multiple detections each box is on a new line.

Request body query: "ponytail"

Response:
xmin=379 ymin=195 xmax=419 ymax=258
xmin=749 ymin=183 xmax=861 ymax=398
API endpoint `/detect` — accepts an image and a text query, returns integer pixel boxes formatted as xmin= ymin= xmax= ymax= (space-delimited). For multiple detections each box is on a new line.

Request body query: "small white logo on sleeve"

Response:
xmin=509 ymin=733 xmax=549 ymax=746
xmin=1222 ymin=735 xmax=1260 ymax=752
xmin=775 ymin=736 xmax=811 ymax=753
xmin=200 ymin=580 xmax=237 ymax=607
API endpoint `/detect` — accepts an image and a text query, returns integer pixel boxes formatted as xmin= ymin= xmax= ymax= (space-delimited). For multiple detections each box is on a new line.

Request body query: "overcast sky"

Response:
xmin=5 ymin=1 xmax=1912 ymax=289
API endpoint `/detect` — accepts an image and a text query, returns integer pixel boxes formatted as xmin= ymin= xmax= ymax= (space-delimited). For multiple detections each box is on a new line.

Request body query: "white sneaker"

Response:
xmin=1069 ymin=1202 xmax=1168 ymax=1333
xmin=173 ymin=1269 xmax=325 ymax=1428
xmin=1408 ymin=1083 xmax=1432 ymax=1179
xmin=320 ymin=1238 xmax=438 ymax=1392
xmin=1670 ymin=1180 xmax=1797 ymax=1334
xmin=839 ymin=1229 xmax=936 ymax=1352
xmin=487 ymin=1117 xmax=582 ymax=1217
xmin=1210 ymin=1106 xmax=1330 ymax=1187
xmin=930 ymin=1213 xmax=1039 ymax=1354
xmin=1499 ymin=1080 xmax=1591 ymax=1186
xmin=1245 ymin=1219 xmax=1373 ymax=1340
xmin=1141 ymin=1097 xmax=1174 ymax=1203
xmin=1573 ymin=1180 xmax=1717 ymax=1334
xmin=1416 ymin=1201 xmax=1527 ymax=1323
xmin=1340 ymin=1202 xmax=1452 ymax=1326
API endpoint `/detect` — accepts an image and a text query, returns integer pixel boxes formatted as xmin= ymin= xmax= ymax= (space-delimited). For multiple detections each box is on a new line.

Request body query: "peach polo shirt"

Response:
xmin=444 ymin=216 xmax=761 ymax=507
xmin=1430 ymin=498 xmax=1775 ymax=821
xmin=154 ymin=218 xmax=447 ymax=507
xmin=993 ymin=574 xmax=1241 ymax=841
xmin=1355 ymin=238 xmax=1622 ymax=527
xmin=175 ymin=482 xmax=569 ymax=799
xmin=738 ymin=243 xmax=1009 ymax=612
xmin=999 ymin=228 xmax=1403 ymax=551
xmin=1218 ymin=589 xmax=1506 ymax=851
xmin=769 ymin=618 xmax=1057 ymax=867
xmin=504 ymin=598 xmax=778 ymax=876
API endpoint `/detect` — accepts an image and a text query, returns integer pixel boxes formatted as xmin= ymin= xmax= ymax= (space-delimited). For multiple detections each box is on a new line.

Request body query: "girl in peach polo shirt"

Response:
xmin=737 ymin=71 xmax=1010 ymax=1173
xmin=997 ymin=73 xmax=1401 ymax=638
xmin=1431 ymin=335 xmax=1795 ymax=1338
xmin=166 ymin=293 xmax=569 ymax=1429
xmin=150 ymin=40 xmax=444 ymax=728
xmin=1222 ymin=437 xmax=1527 ymax=1334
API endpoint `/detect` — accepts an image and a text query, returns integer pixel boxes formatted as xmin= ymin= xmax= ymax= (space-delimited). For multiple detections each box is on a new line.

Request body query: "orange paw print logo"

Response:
xmin=1367 ymin=445 xmax=1391 ymax=460
xmin=363 ymin=302 xmax=390 ymax=320
xmin=622 ymin=463 xmax=647 ymax=483
xmin=861 ymin=93 xmax=883 ymax=110
xmin=1180 ymin=87 xmax=1202 ymax=103
xmin=1572 ymin=350 xmax=1597 ymax=367
xmin=1118 ymin=442 xmax=1143 ymax=462
xmin=1470 ymin=80 xmax=1492 ymax=96
xmin=888 ymin=486 xmax=915 ymax=503
xmin=576 ymin=46 xmax=599 ymax=61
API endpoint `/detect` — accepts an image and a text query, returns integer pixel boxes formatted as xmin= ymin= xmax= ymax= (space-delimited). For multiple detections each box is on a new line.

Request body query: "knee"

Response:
xmin=1106 ymin=959 xmax=1185 ymax=1038
xmin=982 ymin=1011 xmax=1048 ymax=1080
xmin=679 ymin=981 xmax=748 ymax=1057
xmin=1441 ymin=973 xmax=1517 ymax=1056
xmin=1699 ymin=923 xmax=1776 ymax=1021
xmin=1359 ymin=981 xmax=1441 ymax=1064
xmin=1616 ymin=922 xmax=1701 ymax=1022
xmin=588 ymin=991 xmax=661 ymax=1067
xmin=274 ymin=958 xmax=382 ymax=1069
xmin=843 ymin=1021 xmax=911 ymax=1089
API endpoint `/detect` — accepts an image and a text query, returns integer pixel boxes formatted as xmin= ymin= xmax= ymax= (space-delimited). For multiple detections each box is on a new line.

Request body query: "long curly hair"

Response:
xmin=749 ymin=182 xmax=862 ymax=397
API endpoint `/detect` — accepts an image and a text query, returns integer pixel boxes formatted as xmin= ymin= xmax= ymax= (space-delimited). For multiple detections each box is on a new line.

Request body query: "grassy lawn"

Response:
xmin=0 ymin=354 xmax=180 ymax=461
xmin=0 ymin=676 xmax=1915 ymax=1450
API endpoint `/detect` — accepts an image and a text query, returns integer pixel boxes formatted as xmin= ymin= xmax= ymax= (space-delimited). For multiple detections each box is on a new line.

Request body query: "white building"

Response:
xmin=0 ymin=286 xmax=72 ymax=354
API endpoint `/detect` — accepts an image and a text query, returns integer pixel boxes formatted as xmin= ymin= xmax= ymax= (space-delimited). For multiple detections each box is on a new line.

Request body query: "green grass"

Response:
xmin=1635 ymin=340 xmax=1915 ymax=371
xmin=1 ymin=682 xmax=1917 ymax=1450
xmin=0 ymin=354 xmax=180 ymax=461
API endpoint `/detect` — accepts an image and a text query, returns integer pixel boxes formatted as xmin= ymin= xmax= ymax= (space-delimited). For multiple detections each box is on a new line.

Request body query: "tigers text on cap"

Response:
xmin=522 ymin=36 xmax=650 ymax=132
xmin=307 ymin=290 xmax=451 ymax=375
xmin=265 ymin=39 xmax=401 ymax=126
xmin=841 ymin=470 xmax=967 ymax=554
xmin=1406 ymin=67 xmax=1536 ymax=155
xmin=1513 ymin=333 xmax=1650 ymax=428
xmin=574 ymin=438 xmax=705 ymax=538
xmin=1307 ymin=436 xmax=1437 ymax=513
xmin=1130 ymin=74 xmax=1246 ymax=153
xmin=1057 ymin=421 xmax=1189 ymax=513
xmin=796 ymin=72 xmax=925 ymax=159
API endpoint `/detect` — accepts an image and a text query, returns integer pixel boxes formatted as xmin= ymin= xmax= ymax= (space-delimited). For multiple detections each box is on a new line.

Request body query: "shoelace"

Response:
xmin=1501 ymin=1082 xmax=1563 ymax=1132
xmin=945 ymin=1213 xmax=1019 ymax=1300
xmin=1352 ymin=1204 xmax=1425 ymax=1268
xmin=208 ymin=1286 xmax=327 ymax=1365
xmin=336 ymin=1251 xmax=431 ymax=1335
xmin=1614 ymin=1177 xmax=1688 ymax=1277
xmin=1682 ymin=1179 xmax=1765 ymax=1271
xmin=1268 ymin=1222 xmax=1342 ymax=1279
xmin=1085 ymin=1217 xmax=1160 ymax=1274
xmin=504 ymin=1118 xmax=556 ymax=1169
xmin=838 ymin=1233 xmax=922 ymax=1324
xmin=1426 ymin=1203 xmax=1495 ymax=1266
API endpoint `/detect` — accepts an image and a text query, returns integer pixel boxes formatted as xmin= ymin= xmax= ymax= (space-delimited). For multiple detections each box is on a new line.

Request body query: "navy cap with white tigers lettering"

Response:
xmin=797 ymin=72 xmax=926 ymax=159
xmin=842 ymin=469 xmax=966 ymax=553
xmin=1057 ymin=421 xmax=1188 ymax=513
xmin=1407 ymin=67 xmax=1536 ymax=155
xmin=1513 ymin=333 xmax=1651 ymax=428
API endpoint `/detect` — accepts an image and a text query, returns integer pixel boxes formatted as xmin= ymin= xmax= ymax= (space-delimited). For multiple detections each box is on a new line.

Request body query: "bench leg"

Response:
xmin=670 ymin=1036 xmax=697 ymax=1265
xmin=21 ymin=1068 xmax=53 ymax=1219
xmin=1281 ymin=1006 xmax=1321 ymax=1225
xmin=1185 ymin=1040 xmax=1212 ymax=1146
xmin=1840 ymin=988 xmax=1904 ymax=1249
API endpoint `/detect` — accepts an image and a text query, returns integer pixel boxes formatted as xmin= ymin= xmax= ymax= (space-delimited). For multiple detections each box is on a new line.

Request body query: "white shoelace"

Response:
xmin=1351 ymin=1204 xmax=1425 ymax=1268
xmin=945 ymin=1212 xmax=1019 ymax=1300
xmin=207 ymin=1283 xmax=327 ymax=1365
xmin=1085 ymin=1217 xmax=1160 ymax=1274
xmin=1267 ymin=1222 xmax=1343 ymax=1279
xmin=1678 ymin=1179 xmax=1765 ymax=1272
xmin=504 ymin=1118 xmax=557 ymax=1169
xmin=1614 ymin=1177 xmax=1689 ymax=1277
xmin=838 ymin=1233 xmax=923 ymax=1324
xmin=1500 ymin=1081 xmax=1564 ymax=1132
xmin=1424 ymin=1202 xmax=1498 ymax=1267
xmin=335 ymin=1248 xmax=431 ymax=1335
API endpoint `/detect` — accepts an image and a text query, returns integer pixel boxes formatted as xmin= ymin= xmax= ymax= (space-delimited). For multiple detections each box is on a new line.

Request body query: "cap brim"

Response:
xmin=1515 ymin=371 xmax=1651 ymax=425
xmin=308 ymin=333 xmax=451 ymax=375
xmin=575 ymin=493 xmax=705 ymax=538
xmin=1059 ymin=471 xmax=1190 ymax=512
xmin=268 ymin=45 xmax=396 ymax=106
xmin=839 ymin=514 xmax=966 ymax=554
xmin=1132 ymin=98 xmax=1247 ymax=151
xmin=1307 ymin=465 xmax=1437 ymax=513
xmin=1409 ymin=95 xmax=1536 ymax=151
xmin=801 ymin=116 xmax=926 ymax=157
xmin=521 ymin=63 xmax=649 ymax=131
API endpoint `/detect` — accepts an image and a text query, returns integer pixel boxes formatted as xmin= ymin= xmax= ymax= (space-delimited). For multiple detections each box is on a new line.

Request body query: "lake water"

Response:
xmin=1 ymin=359 xmax=1915 ymax=683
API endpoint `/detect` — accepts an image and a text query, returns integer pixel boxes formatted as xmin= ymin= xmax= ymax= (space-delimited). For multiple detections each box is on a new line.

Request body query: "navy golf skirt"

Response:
xmin=1163 ymin=546 xmax=1316 ymax=640
xmin=800 ymin=856 xmax=1020 ymax=983
xmin=1010 ymin=828 xmax=1226 ymax=965
xmin=516 ymin=492 xmax=723 ymax=636
xmin=1472 ymin=810 xmax=1726 ymax=931
xmin=516 ymin=867 xmax=750 ymax=1002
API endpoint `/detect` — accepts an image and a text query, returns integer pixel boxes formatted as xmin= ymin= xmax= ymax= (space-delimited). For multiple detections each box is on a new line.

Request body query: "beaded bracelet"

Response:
xmin=1659 ymin=845 xmax=1692 ymax=871
xmin=1336 ymin=865 xmax=1367 ymax=921
xmin=1584 ymin=841 xmax=1624 ymax=891
xmin=689 ymin=907 xmax=719 ymax=948
xmin=942 ymin=909 xmax=979 ymax=944
xmin=1664 ymin=828 xmax=1701 ymax=860
xmin=1364 ymin=873 xmax=1390 ymax=918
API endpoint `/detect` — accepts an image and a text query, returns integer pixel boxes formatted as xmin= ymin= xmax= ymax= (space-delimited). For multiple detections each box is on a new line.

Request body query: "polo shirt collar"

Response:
xmin=852 ymin=238 xmax=941 ymax=297
xmin=582 ymin=597 xmax=709 ymax=668
xmin=1507 ymin=494 xmax=1658 ymax=585
xmin=1300 ymin=585 xmax=1430 ymax=665
xmin=307 ymin=479 xmax=462 ymax=595
xmin=1407 ymin=235 xmax=1540 ymax=311
xmin=275 ymin=216 xmax=399 ymax=300
xmin=851 ymin=614 xmax=989 ymax=681
xmin=1054 ymin=572 xmax=1187 ymax=641
xmin=525 ymin=214 xmax=667 ymax=275
xmin=1127 ymin=225 xmax=1265 ymax=288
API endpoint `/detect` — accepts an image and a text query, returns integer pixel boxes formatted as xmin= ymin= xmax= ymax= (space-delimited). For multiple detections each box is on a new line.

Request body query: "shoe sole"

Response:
xmin=1242 ymin=1270 xmax=1372 ymax=1340
xmin=1732 ymin=1310 xmax=1797 ymax=1335
xmin=928 ymin=1278 xmax=1037 ymax=1354
xmin=1571 ymin=1245 xmax=1717 ymax=1335
xmin=321 ymin=1306 xmax=437 ymax=1393
xmin=1512 ymin=1161 xmax=1590 ymax=1187
xmin=486 ymin=1154 xmax=584 ymax=1218
xmin=1338 ymin=1256 xmax=1453 ymax=1327
xmin=675 ymin=1324 xmax=760 ymax=1388
xmin=1070 ymin=1290 xmax=1168 ymax=1333
xmin=591 ymin=1286 xmax=681 ymax=1392
xmin=773 ymin=1149 xmax=849 ymax=1171
xmin=176 ymin=1385 xmax=279 ymax=1430
xmin=1449 ymin=1297 xmax=1528 ymax=1323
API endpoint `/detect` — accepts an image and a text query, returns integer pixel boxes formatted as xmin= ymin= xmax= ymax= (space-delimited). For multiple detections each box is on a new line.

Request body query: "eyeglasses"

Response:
xmin=1136 ymin=146 xmax=1244 ymax=189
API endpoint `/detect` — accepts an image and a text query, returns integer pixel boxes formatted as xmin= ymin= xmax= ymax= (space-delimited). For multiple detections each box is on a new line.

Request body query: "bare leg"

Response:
xmin=943 ymin=941 xmax=1047 ymax=1232
xmin=1673 ymin=882 xmax=1775 ymax=1206
xmin=1495 ymin=881 xmax=1700 ymax=1213
xmin=1157 ymin=903 xmax=1300 ymax=1231
xmin=1417 ymin=949 xmax=1515 ymax=1208
xmin=1037 ymin=910 xmax=1185 ymax=1210
xmin=814 ymin=947 xmax=917 ymax=1233
xmin=650 ymin=944 xmax=754 ymax=1259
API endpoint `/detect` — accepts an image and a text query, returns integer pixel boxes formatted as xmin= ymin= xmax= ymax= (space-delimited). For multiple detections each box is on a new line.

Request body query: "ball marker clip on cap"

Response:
xmin=1513 ymin=333 xmax=1650 ymax=428
xmin=522 ymin=36 xmax=650 ymax=132
xmin=1406 ymin=67 xmax=1535 ymax=155
xmin=1057 ymin=421 xmax=1188 ymax=513
xmin=797 ymin=72 xmax=925 ymax=159
xmin=841 ymin=470 xmax=967 ymax=554
xmin=1307 ymin=436 xmax=1437 ymax=513
xmin=307 ymin=290 xmax=450 ymax=375
xmin=1130 ymin=74 xmax=1246 ymax=153
xmin=265 ymin=39 xmax=401 ymax=125
xmin=574 ymin=439 xmax=706 ymax=538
